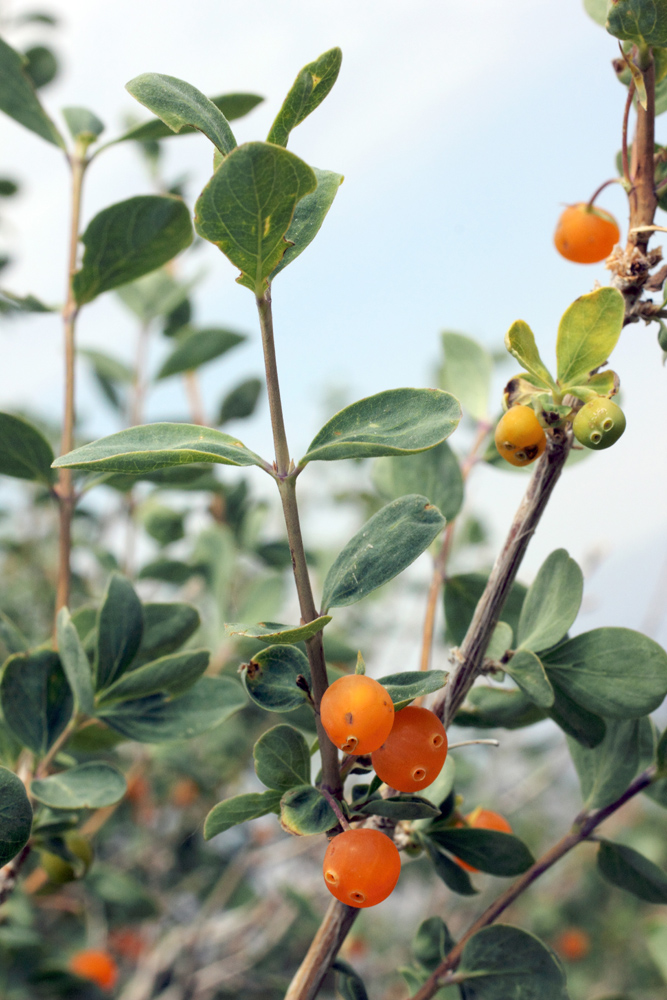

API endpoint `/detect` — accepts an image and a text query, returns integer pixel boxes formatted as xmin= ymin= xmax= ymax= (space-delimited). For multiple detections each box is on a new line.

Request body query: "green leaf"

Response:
xmin=23 ymin=45 xmax=57 ymax=89
xmin=504 ymin=321 xmax=556 ymax=389
xmin=156 ymin=327 xmax=245 ymax=379
xmin=412 ymin=916 xmax=455 ymax=972
xmin=267 ymin=48 xmax=342 ymax=146
xmin=97 ymin=649 xmax=209 ymax=704
xmin=607 ymin=0 xmax=667 ymax=46
xmin=218 ymin=377 xmax=262 ymax=424
xmin=321 ymin=496 xmax=445 ymax=612
xmin=485 ymin=622 xmax=513 ymax=662
xmin=455 ymin=686 xmax=546 ymax=731
xmin=62 ymin=106 xmax=104 ymax=140
xmin=0 ymin=412 xmax=55 ymax=486
xmin=225 ymin=617 xmax=331 ymax=645
xmin=135 ymin=602 xmax=200 ymax=664
xmin=142 ymin=505 xmax=184 ymax=547
xmin=126 ymin=73 xmax=237 ymax=155
xmin=203 ymin=789 xmax=282 ymax=839
xmin=0 ymin=288 xmax=54 ymax=314
xmin=0 ymin=650 xmax=73 ymax=755
xmin=56 ymin=608 xmax=94 ymax=714
xmin=543 ymin=628 xmax=667 ymax=719
xmin=53 ymin=423 xmax=265 ymax=475
xmin=302 ymin=388 xmax=461 ymax=464
xmin=0 ymin=36 xmax=64 ymax=146
xmin=117 ymin=268 xmax=193 ymax=324
xmin=72 ymin=195 xmax=193 ymax=305
xmin=79 ymin=349 xmax=133 ymax=385
xmin=98 ymin=675 xmax=246 ymax=742
xmin=457 ymin=925 xmax=568 ymax=999
xmin=424 ymin=839 xmax=477 ymax=895
xmin=138 ymin=559 xmax=202 ymax=585
xmin=0 ymin=612 xmax=28 ymax=654
xmin=241 ymin=644 xmax=311 ymax=712
xmin=333 ymin=959 xmax=369 ymax=1000
xmin=373 ymin=441 xmax=464 ymax=522
xmin=194 ymin=141 xmax=317 ymax=295
xmin=516 ymin=549 xmax=583 ymax=653
xmin=31 ymin=762 xmax=126 ymax=809
xmin=429 ymin=828 xmax=534 ymax=876
xmin=439 ymin=332 xmax=493 ymax=422
xmin=504 ymin=649 xmax=554 ymax=708
xmin=280 ymin=784 xmax=337 ymax=835
xmin=556 ymin=287 xmax=625 ymax=387
xmin=584 ymin=0 xmax=609 ymax=25
xmin=0 ymin=766 xmax=32 ymax=867
xmin=253 ymin=724 xmax=310 ymax=791
xmin=567 ymin=718 xmax=643 ymax=809
xmin=548 ymin=676 xmax=607 ymax=748
xmin=377 ymin=670 xmax=447 ymax=710
xmin=95 ymin=574 xmax=143 ymax=691
xmin=358 ymin=795 xmax=440 ymax=820
xmin=444 ymin=574 xmax=527 ymax=647
xmin=116 ymin=92 xmax=263 ymax=143
xmin=598 ymin=839 xmax=667 ymax=902
xmin=270 ymin=167 xmax=343 ymax=279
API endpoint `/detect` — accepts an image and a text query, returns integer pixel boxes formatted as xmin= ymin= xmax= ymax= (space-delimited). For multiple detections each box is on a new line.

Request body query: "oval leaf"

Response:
xmin=444 ymin=574 xmax=527 ymax=647
xmin=73 ymin=195 xmax=193 ymax=305
xmin=0 ymin=412 xmax=55 ymax=486
xmin=504 ymin=320 xmax=556 ymax=389
xmin=116 ymin=92 xmax=263 ymax=143
xmin=253 ymin=724 xmax=310 ymax=791
xmin=598 ymin=839 xmax=667 ymax=903
xmin=241 ymin=644 xmax=311 ymax=712
xmin=607 ymin=0 xmax=667 ymax=46
xmin=0 ymin=36 xmax=64 ymax=146
xmin=373 ymin=441 xmax=464 ymax=522
xmin=517 ymin=548 xmax=583 ymax=653
xmin=195 ymin=141 xmax=317 ymax=295
xmin=455 ymin=686 xmax=546 ymax=731
xmin=136 ymin=602 xmax=200 ymax=664
xmin=302 ymin=388 xmax=461 ymax=464
xmin=53 ymin=423 xmax=266 ymax=476
xmin=424 ymin=840 xmax=477 ymax=896
xmin=429 ymin=828 xmax=534 ymax=876
xmin=439 ymin=331 xmax=493 ymax=422
xmin=504 ymin=649 xmax=554 ymax=709
xmin=567 ymin=718 xmax=643 ymax=810
xmin=280 ymin=784 xmax=336 ymax=835
xmin=225 ymin=616 xmax=331 ymax=645
xmin=56 ymin=607 xmax=94 ymax=715
xmin=358 ymin=795 xmax=439 ymax=820
xmin=126 ymin=73 xmax=237 ymax=154
xmin=270 ymin=167 xmax=343 ymax=279
xmin=95 ymin=574 xmax=143 ymax=691
xmin=156 ymin=327 xmax=245 ymax=379
xmin=377 ymin=670 xmax=447 ymax=710
xmin=458 ymin=925 xmax=568 ymax=999
xmin=0 ymin=650 xmax=73 ymax=755
xmin=0 ymin=766 xmax=32 ymax=867
xmin=322 ymin=496 xmax=445 ymax=612
xmin=267 ymin=48 xmax=342 ymax=147
xmin=556 ymin=287 xmax=625 ymax=387
xmin=97 ymin=649 xmax=209 ymax=704
xmin=31 ymin=762 xmax=127 ymax=809
xmin=547 ymin=676 xmax=607 ymax=748
xmin=204 ymin=790 xmax=282 ymax=840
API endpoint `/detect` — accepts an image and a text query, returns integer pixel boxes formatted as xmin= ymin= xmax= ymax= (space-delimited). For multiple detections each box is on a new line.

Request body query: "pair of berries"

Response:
xmin=319 ymin=676 xmax=449 ymax=908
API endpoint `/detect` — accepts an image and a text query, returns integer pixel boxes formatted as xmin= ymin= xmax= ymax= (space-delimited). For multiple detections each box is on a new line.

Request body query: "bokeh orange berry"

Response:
xmin=68 ymin=949 xmax=118 ymax=991
xmin=323 ymin=828 xmax=401 ymax=907
xmin=371 ymin=706 xmax=448 ymax=792
xmin=554 ymin=927 xmax=591 ymax=962
xmin=495 ymin=405 xmax=547 ymax=467
xmin=554 ymin=203 xmax=620 ymax=264
xmin=320 ymin=674 xmax=394 ymax=754
xmin=455 ymin=806 xmax=513 ymax=873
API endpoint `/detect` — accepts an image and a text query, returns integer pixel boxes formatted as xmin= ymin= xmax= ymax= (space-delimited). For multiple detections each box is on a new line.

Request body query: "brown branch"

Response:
xmin=0 ymin=844 xmax=31 ymax=908
xmin=283 ymin=898 xmax=359 ymax=1000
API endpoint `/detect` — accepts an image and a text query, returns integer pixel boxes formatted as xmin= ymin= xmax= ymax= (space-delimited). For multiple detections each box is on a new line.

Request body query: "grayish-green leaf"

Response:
xmin=0 ymin=766 xmax=32 ymax=867
xmin=543 ymin=628 xmax=667 ymax=719
xmin=116 ymin=268 xmax=194 ymax=324
xmin=556 ymin=287 xmax=625 ymax=387
xmin=156 ymin=327 xmax=245 ymax=379
xmin=548 ymin=676 xmax=607 ymax=748
xmin=429 ymin=828 xmax=534 ymax=876
xmin=53 ymin=423 xmax=266 ymax=476
xmin=302 ymin=388 xmax=461 ymax=464
xmin=0 ymin=612 xmax=28 ymax=654
xmin=322 ymin=495 xmax=445 ymax=611
xmin=505 ymin=649 xmax=554 ymax=708
xmin=455 ymin=686 xmax=546 ymax=731
xmin=116 ymin=92 xmax=263 ymax=143
xmin=598 ymin=839 xmax=667 ymax=902
xmin=95 ymin=574 xmax=143 ymax=691
xmin=135 ymin=602 xmax=200 ymax=664
xmin=267 ymin=48 xmax=342 ymax=146
xmin=0 ymin=288 xmax=54 ymax=314
xmin=458 ymin=925 xmax=568 ymax=999
xmin=73 ymin=195 xmax=193 ymax=305
xmin=79 ymin=348 xmax=133 ymax=385
xmin=333 ymin=959 xmax=369 ymax=1000
xmin=607 ymin=0 xmax=667 ymax=46
xmin=97 ymin=649 xmax=209 ymax=704
xmin=253 ymin=724 xmax=310 ymax=791
xmin=517 ymin=549 xmax=583 ymax=653
xmin=126 ymin=72 xmax=237 ymax=154
xmin=280 ymin=784 xmax=336 ymax=835
xmin=270 ymin=167 xmax=343 ymax=278
xmin=0 ymin=36 xmax=64 ymax=146
xmin=445 ymin=574 xmax=527 ymax=647
xmin=62 ymin=106 xmax=104 ymax=140
xmin=0 ymin=412 xmax=55 ymax=486
xmin=218 ymin=377 xmax=262 ymax=424
xmin=225 ymin=617 xmax=331 ymax=645
xmin=358 ymin=795 xmax=439 ymax=820
xmin=241 ymin=644 xmax=311 ymax=712
xmin=485 ymin=622 xmax=514 ymax=662
xmin=373 ymin=441 xmax=464 ymax=522
xmin=98 ymin=675 xmax=246 ymax=743
xmin=203 ymin=790 xmax=282 ymax=839
xmin=412 ymin=916 xmax=455 ymax=973
xmin=0 ymin=650 xmax=73 ymax=755
xmin=377 ymin=670 xmax=447 ymax=710
xmin=425 ymin=840 xmax=477 ymax=895
xmin=567 ymin=718 xmax=643 ymax=809
xmin=195 ymin=141 xmax=317 ymax=295
xmin=439 ymin=332 xmax=493 ymax=422
xmin=31 ymin=762 xmax=126 ymax=809
xmin=56 ymin=607 xmax=94 ymax=714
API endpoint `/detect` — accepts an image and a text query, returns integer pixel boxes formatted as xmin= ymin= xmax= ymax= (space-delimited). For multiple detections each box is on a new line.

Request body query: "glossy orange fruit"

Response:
xmin=495 ymin=405 xmax=547 ymax=467
xmin=455 ymin=806 xmax=513 ymax=873
xmin=323 ymin=828 xmax=401 ymax=907
xmin=320 ymin=674 xmax=394 ymax=754
xmin=68 ymin=949 xmax=118 ymax=991
xmin=554 ymin=203 xmax=620 ymax=263
xmin=371 ymin=706 xmax=448 ymax=792
xmin=554 ymin=927 xmax=591 ymax=962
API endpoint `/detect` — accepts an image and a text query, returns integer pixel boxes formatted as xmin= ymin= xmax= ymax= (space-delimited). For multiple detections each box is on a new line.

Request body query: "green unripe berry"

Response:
xmin=572 ymin=397 xmax=626 ymax=450
xmin=39 ymin=832 xmax=94 ymax=884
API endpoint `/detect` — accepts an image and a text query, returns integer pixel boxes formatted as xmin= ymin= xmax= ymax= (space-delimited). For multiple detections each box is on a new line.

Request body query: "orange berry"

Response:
xmin=554 ymin=203 xmax=620 ymax=264
xmin=495 ymin=405 xmax=547 ymax=467
xmin=456 ymin=806 xmax=513 ymax=873
xmin=68 ymin=949 xmax=118 ymax=991
xmin=320 ymin=675 xmax=394 ymax=755
xmin=371 ymin=706 xmax=448 ymax=792
xmin=554 ymin=927 xmax=591 ymax=962
xmin=323 ymin=828 xmax=401 ymax=907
